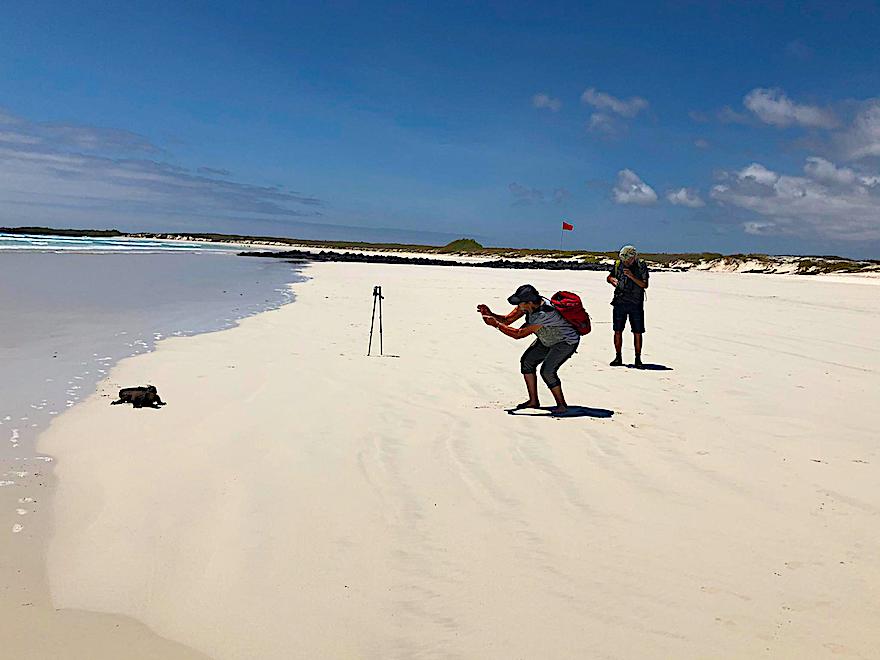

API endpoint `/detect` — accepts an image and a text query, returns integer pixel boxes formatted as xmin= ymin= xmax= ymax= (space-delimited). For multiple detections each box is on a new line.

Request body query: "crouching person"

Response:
xmin=478 ymin=284 xmax=580 ymax=415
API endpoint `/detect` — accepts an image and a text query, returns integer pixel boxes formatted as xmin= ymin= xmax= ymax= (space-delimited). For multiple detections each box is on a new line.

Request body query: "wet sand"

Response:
xmin=1 ymin=251 xmax=300 ymax=659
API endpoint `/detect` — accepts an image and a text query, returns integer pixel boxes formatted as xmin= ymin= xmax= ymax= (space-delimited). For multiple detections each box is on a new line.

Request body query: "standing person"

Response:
xmin=477 ymin=284 xmax=583 ymax=415
xmin=607 ymin=245 xmax=649 ymax=368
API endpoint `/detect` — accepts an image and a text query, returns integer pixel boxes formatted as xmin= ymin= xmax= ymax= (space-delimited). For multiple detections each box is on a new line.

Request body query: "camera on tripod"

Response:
xmin=368 ymin=285 xmax=384 ymax=356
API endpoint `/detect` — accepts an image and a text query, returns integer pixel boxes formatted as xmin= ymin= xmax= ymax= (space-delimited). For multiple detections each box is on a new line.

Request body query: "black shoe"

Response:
xmin=609 ymin=356 xmax=623 ymax=367
xmin=634 ymin=356 xmax=644 ymax=368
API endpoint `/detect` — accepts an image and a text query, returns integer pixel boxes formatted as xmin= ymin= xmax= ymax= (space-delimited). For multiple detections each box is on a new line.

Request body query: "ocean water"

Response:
xmin=0 ymin=232 xmax=244 ymax=253
xmin=0 ymin=249 xmax=303 ymax=463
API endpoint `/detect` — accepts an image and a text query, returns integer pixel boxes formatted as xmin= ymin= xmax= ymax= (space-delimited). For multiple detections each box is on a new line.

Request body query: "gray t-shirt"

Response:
xmin=526 ymin=304 xmax=580 ymax=346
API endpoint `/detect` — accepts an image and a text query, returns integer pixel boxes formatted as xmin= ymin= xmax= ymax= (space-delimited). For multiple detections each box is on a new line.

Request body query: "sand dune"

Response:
xmin=39 ymin=263 xmax=880 ymax=659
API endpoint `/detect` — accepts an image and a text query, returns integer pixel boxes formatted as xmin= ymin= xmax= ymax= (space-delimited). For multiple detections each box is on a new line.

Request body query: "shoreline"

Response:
xmin=32 ymin=262 xmax=880 ymax=658
xmin=1 ymin=251 xmax=302 ymax=659
xmin=1 ymin=251 xmax=302 ymax=464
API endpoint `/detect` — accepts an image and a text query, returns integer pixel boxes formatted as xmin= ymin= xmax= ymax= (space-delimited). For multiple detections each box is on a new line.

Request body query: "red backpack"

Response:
xmin=550 ymin=291 xmax=591 ymax=335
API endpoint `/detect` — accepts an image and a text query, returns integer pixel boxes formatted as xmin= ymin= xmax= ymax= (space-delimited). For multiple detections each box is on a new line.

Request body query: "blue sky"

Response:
xmin=1 ymin=1 xmax=879 ymax=256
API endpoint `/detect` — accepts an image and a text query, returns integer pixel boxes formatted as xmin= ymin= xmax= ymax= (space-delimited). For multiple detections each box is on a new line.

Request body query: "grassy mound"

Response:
xmin=438 ymin=238 xmax=484 ymax=253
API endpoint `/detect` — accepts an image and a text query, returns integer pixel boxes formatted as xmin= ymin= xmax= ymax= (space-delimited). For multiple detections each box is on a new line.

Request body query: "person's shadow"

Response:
xmin=626 ymin=363 xmax=673 ymax=371
xmin=507 ymin=405 xmax=614 ymax=419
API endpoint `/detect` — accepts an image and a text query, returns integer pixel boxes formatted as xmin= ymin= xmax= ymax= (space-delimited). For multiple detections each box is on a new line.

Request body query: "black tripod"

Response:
xmin=367 ymin=285 xmax=384 ymax=356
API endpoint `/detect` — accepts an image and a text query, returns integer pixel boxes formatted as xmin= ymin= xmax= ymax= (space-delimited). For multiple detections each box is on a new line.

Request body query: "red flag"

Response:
xmin=562 ymin=221 xmax=574 ymax=231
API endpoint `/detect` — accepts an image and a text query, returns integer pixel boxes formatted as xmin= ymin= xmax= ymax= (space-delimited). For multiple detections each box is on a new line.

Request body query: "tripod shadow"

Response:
xmin=626 ymin=363 xmax=673 ymax=371
xmin=507 ymin=405 xmax=614 ymax=419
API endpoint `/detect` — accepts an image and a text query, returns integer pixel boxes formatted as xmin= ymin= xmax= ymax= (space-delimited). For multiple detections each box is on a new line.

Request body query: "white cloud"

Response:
xmin=743 ymin=221 xmax=778 ymax=235
xmin=805 ymin=156 xmax=880 ymax=188
xmin=0 ymin=108 xmax=323 ymax=230
xmin=532 ymin=93 xmax=562 ymax=112
xmin=582 ymin=88 xmax=647 ymax=136
xmin=744 ymin=88 xmax=838 ymax=129
xmin=738 ymin=163 xmax=779 ymax=185
xmin=804 ymin=157 xmax=857 ymax=186
xmin=839 ymin=100 xmax=880 ymax=160
xmin=0 ymin=108 xmax=157 ymax=153
xmin=587 ymin=112 xmax=617 ymax=134
xmin=711 ymin=157 xmax=880 ymax=240
xmin=0 ymin=131 xmax=42 ymax=145
xmin=613 ymin=169 xmax=657 ymax=205
xmin=666 ymin=187 xmax=705 ymax=207
xmin=0 ymin=145 xmax=321 ymax=216
xmin=581 ymin=88 xmax=648 ymax=118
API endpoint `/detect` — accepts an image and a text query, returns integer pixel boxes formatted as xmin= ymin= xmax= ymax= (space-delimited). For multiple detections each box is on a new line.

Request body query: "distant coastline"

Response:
xmin=3 ymin=226 xmax=879 ymax=276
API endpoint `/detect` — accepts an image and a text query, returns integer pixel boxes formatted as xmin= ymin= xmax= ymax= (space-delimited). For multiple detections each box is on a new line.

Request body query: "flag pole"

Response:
xmin=559 ymin=224 xmax=564 ymax=252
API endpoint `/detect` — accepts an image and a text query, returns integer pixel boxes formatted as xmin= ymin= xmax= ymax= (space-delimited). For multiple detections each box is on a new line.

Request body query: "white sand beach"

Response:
xmin=35 ymin=263 xmax=880 ymax=659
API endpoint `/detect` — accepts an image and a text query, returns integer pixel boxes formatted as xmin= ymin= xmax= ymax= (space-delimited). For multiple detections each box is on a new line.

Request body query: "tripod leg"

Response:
xmin=368 ymin=292 xmax=378 ymax=355
xmin=378 ymin=288 xmax=384 ymax=355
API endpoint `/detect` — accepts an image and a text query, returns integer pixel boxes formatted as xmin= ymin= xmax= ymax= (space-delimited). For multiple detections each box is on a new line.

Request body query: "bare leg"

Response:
xmin=610 ymin=331 xmax=624 ymax=366
xmin=549 ymin=385 xmax=568 ymax=414
xmin=633 ymin=333 xmax=643 ymax=366
xmin=516 ymin=373 xmax=540 ymax=409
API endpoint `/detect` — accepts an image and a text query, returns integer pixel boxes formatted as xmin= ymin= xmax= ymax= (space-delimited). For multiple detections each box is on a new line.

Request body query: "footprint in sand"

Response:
xmin=12 ymin=524 xmax=23 ymax=533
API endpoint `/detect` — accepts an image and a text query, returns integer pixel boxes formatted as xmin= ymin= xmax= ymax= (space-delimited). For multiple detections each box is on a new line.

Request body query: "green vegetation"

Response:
xmin=638 ymin=252 xmax=723 ymax=265
xmin=0 ymin=226 xmax=124 ymax=237
xmin=796 ymin=259 xmax=866 ymax=274
xmin=437 ymin=238 xmax=484 ymax=253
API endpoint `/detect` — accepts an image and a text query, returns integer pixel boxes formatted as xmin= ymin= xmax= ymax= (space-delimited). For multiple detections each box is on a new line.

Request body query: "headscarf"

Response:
xmin=619 ymin=245 xmax=638 ymax=261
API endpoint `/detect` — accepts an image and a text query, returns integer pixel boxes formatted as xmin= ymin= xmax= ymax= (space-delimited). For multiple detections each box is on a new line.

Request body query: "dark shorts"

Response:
xmin=612 ymin=302 xmax=645 ymax=333
xmin=520 ymin=339 xmax=578 ymax=389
